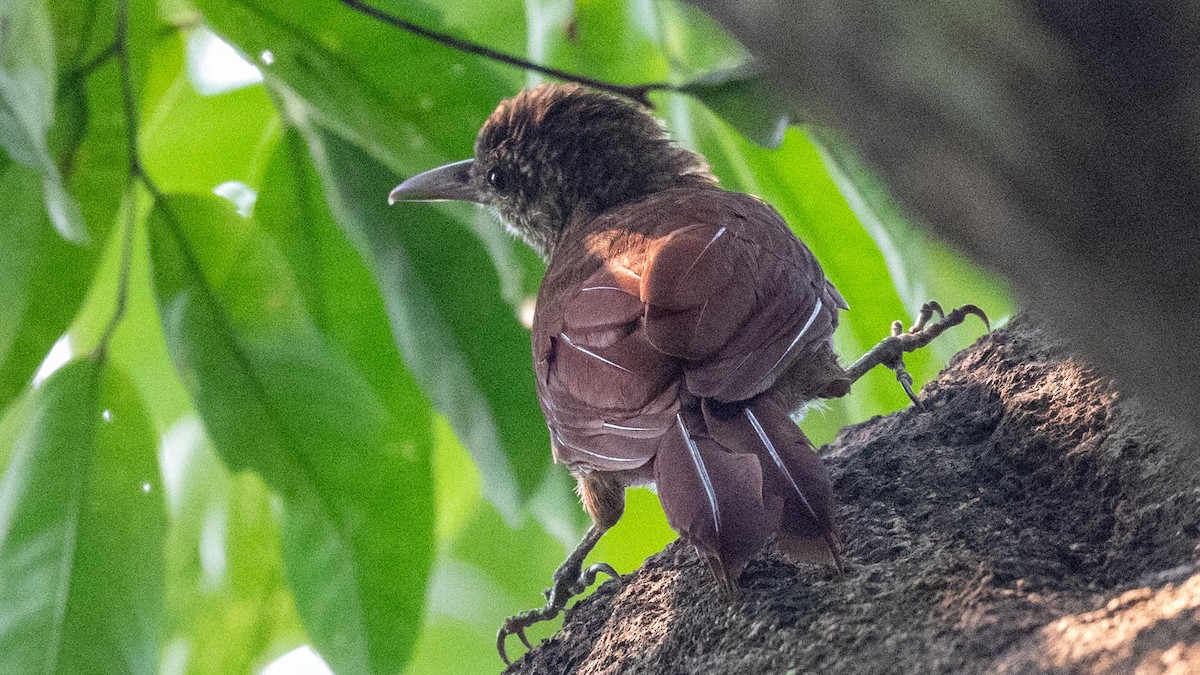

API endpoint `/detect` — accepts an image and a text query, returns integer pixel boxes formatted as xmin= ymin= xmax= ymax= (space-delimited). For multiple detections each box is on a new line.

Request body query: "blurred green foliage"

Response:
xmin=0 ymin=0 xmax=1010 ymax=673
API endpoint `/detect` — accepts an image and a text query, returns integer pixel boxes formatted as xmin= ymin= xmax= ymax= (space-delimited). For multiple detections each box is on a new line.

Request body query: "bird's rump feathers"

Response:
xmin=533 ymin=185 xmax=841 ymax=585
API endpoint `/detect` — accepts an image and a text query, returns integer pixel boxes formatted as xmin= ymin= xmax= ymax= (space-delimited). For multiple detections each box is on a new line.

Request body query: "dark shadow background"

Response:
xmin=689 ymin=0 xmax=1200 ymax=437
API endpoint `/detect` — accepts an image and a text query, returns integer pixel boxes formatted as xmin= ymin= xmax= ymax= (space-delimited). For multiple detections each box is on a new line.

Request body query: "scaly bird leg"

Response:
xmin=497 ymin=524 xmax=620 ymax=665
xmin=844 ymin=302 xmax=990 ymax=408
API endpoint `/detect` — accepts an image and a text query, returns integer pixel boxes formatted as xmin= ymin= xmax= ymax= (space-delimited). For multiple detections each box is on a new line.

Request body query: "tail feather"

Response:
xmin=654 ymin=397 xmax=839 ymax=594
xmin=653 ymin=412 xmax=777 ymax=594
xmin=703 ymin=395 xmax=839 ymax=566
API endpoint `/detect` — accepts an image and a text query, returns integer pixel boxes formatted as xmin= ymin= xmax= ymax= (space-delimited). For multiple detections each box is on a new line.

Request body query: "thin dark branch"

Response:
xmin=115 ymin=0 xmax=142 ymax=180
xmin=93 ymin=0 xmax=143 ymax=358
xmin=60 ymin=23 xmax=194 ymax=93
xmin=93 ymin=187 xmax=140 ymax=358
xmin=62 ymin=41 xmax=119 ymax=89
xmin=335 ymin=0 xmax=674 ymax=107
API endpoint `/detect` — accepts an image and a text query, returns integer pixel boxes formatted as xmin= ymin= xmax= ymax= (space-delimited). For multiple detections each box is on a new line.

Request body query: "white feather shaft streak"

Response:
xmin=559 ymin=332 xmax=632 ymax=373
xmin=602 ymin=421 xmax=661 ymax=432
xmin=768 ymin=298 xmax=823 ymax=374
xmin=745 ymin=408 xmax=820 ymax=522
xmin=680 ymin=226 xmax=728 ymax=280
xmin=677 ymin=414 xmax=721 ymax=534
xmin=552 ymin=430 xmax=645 ymax=464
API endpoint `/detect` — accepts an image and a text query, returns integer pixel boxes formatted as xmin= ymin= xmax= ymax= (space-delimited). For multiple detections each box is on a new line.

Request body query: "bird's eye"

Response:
xmin=486 ymin=167 xmax=509 ymax=192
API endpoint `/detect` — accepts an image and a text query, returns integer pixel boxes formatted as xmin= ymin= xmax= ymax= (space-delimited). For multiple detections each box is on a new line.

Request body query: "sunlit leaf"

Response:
xmin=194 ymin=0 xmax=558 ymax=515
xmin=148 ymin=194 xmax=434 ymax=674
xmin=192 ymin=0 xmax=518 ymax=173
xmin=0 ymin=358 xmax=165 ymax=674
xmin=160 ymin=416 xmax=305 ymax=675
xmin=140 ymin=41 xmax=278 ymax=195
xmin=531 ymin=0 xmax=668 ymax=85
xmin=255 ymin=129 xmax=429 ymax=432
xmin=0 ymin=0 xmax=84 ymax=242
xmin=0 ymin=164 xmax=96 ymax=411
xmin=655 ymin=0 xmax=747 ymax=77
xmin=293 ymin=125 xmax=548 ymax=518
xmin=49 ymin=0 xmax=158 ymax=246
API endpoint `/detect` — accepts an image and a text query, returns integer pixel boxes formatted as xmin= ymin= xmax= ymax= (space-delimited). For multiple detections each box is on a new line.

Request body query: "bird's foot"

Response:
xmin=845 ymin=302 xmax=990 ymax=408
xmin=497 ymin=561 xmax=621 ymax=665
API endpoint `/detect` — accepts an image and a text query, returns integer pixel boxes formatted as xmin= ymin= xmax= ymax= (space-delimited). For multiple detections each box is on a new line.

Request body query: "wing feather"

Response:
xmin=640 ymin=196 xmax=840 ymax=402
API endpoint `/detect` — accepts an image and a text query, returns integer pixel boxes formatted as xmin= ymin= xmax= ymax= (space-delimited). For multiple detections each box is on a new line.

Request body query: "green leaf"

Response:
xmin=0 ymin=358 xmax=165 ymax=674
xmin=293 ymin=125 xmax=548 ymax=519
xmin=809 ymin=128 xmax=1014 ymax=341
xmin=192 ymin=0 xmax=518 ymax=174
xmin=0 ymin=163 xmax=96 ymax=412
xmin=679 ymin=64 xmax=792 ymax=149
xmin=50 ymin=0 xmax=159 ymax=246
xmin=192 ymin=0 xmax=556 ymax=513
xmin=255 ymin=129 xmax=422 ymax=427
xmin=655 ymin=0 xmax=749 ymax=77
xmin=48 ymin=0 xmax=156 ymax=101
xmin=193 ymin=0 xmax=550 ymax=312
xmin=148 ymin=194 xmax=434 ymax=674
xmin=140 ymin=38 xmax=278 ymax=195
xmin=529 ymin=0 xmax=668 ymax=85
xmin=161 ymin=416 xmax=306 ymax=675
xmin=0 ymin=0 xmax=85 ymax=242
xmin=61 ymin=364 xmax=165 ymax=673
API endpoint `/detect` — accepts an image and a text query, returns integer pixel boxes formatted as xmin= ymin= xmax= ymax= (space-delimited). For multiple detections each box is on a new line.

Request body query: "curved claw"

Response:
xmin=950 ymin=304 xmax=991 ymax=332
xmin=910 ymin=301 xmax=945 ymax=333
xmin=497 ymin=629 xmax=512 ymax=666
xmin=496 ymin=559 xmax=622 ymax=665
xmin=582 ymin=561 xmax=622 ymax=588
xmin=497 ymin=525 xmax=618 ymax=665
xmin=497 ymin=621 xmax=538 ymax=667
xmin=897 ymin=370 xmax=924 ymax=410
xmin=889 ymin=356 xmax=925 ymax=410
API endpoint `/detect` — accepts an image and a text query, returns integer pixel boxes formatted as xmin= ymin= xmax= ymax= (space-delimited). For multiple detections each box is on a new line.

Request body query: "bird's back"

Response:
xmin=532 ymin=185 xmax=844 ymax=590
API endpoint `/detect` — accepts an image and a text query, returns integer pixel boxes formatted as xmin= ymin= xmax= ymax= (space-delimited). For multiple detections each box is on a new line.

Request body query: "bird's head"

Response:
xmin=389 ymin=83 xmax=714 ymax=258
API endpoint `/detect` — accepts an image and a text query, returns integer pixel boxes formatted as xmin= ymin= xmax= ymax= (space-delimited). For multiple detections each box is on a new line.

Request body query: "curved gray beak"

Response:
xmin=388 ymin=158 xmax=479 ymax=205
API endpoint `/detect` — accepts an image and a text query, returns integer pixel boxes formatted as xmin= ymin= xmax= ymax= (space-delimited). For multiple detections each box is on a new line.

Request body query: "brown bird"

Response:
xmin=389 ymin=83 xmax=986 ymax=664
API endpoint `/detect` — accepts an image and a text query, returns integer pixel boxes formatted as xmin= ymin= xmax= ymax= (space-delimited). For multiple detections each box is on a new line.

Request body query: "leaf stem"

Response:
xmin=61 ymin=42 xmax=118 ymax=89
xmin=60 ymin=24 xmax=191 ymax=94
xmin=335 ymin=0 xmax=675 ymax=107
xmin=92 ymin=0 xmax=145 ymax=358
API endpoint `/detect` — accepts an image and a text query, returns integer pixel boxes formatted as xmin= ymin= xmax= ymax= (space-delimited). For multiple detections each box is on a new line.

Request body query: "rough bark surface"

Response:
xmin=505 ymin=319 xmax=1200 ymax=674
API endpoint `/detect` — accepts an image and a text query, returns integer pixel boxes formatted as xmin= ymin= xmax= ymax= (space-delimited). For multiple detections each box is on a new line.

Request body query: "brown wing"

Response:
xmin=640 ymin=193 xmax=845 ymax=403
xmin=534 ymin=187 xmax=841 ymax=575
xmin=635 ymin=192 xmax=842 ymax=569
xmin=535 ymin=261 xmax=680 ymax=473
